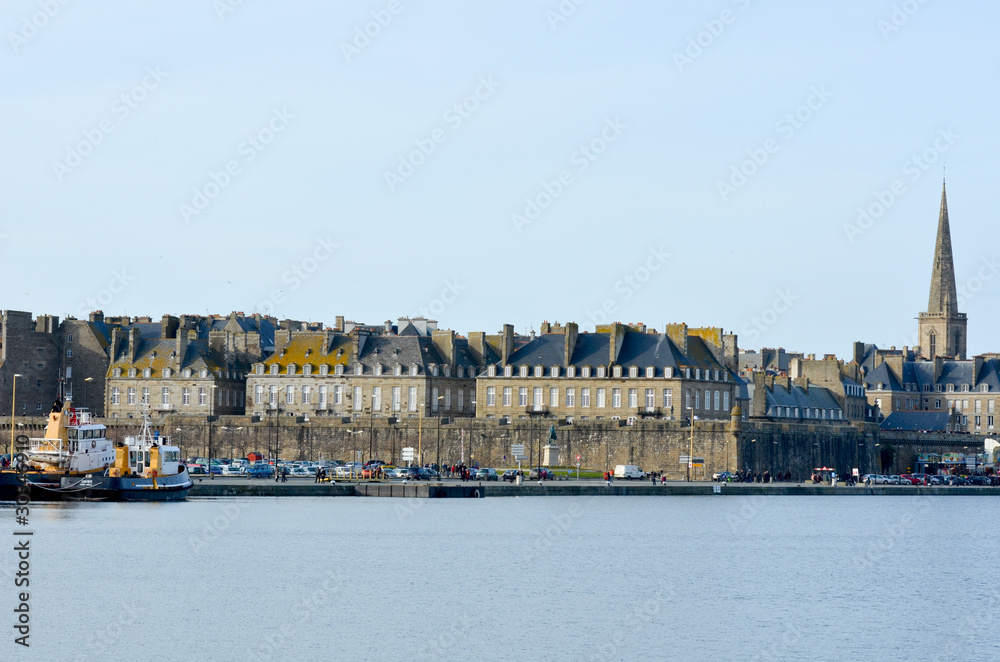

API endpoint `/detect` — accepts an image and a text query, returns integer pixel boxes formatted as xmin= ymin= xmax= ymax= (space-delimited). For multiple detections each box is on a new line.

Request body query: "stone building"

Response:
xmin=59 ymin=312 xmax=114 ymax=415
xmin=104 ymin=312 xmax=271 ymax=419
xmin=918 ymin=181 xmax=967 ymax=360
xmin=475 ymin=321 xmax=739 ymax=423
xmin=787 ymin=354 xmax=870 ymax=421
xmin=245 ymin=319 xmax=480 ymax=421
xmin=0 ymin=311 xmax=60 ymax=417
xmin=747 ymin=372 xmax=850 ymax=423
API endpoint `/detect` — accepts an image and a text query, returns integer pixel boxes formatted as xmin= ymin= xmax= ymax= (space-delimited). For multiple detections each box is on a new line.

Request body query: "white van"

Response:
xmin=614 ymin=465 xmax=645 ymax=479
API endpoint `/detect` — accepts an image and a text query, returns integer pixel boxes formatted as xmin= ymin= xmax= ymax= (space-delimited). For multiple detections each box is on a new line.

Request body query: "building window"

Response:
xmin=254 ymin=385 xmax=264 ymax=404
xmin=408 ymin=387 xmax=417 ymax=411
xmin=663 ymin=389 xmax=673 ymax=410
xmin=533 ymin=387 xmax=543 ymax=411
xmin=488 ymin=366 xmax=497 ymax=377
xmin=628 ymin=388 xmax=637 ymax=408
xmin=353 ymin=386 xmax=363 ymax=411
xmin=161 ymin=388 xmax=170 ymax=405
xmin=182 ymin=388 xmax=190 ymax=405
xmin=695 ymin=368 xmax=701 ymax=380
xmin=645 ymin=388 xmax=655 ymax=410
xmin=302 ymin=386 xmax=311 ymax=405
xmin=685 ymin=390 xmax=691 ymax=409
xmin=550 ymin=366 xmax=560 ymax=378
xmin=372 ymin=386 xmax=382 ymax=412
xmin=443 ymin=388 xmax=451 ymax=411
xmin=270 ymin=365 xmax=279 ymax=375
xmin=646 ymin=367 xmax=655 ymax=379
xmin=666 ymin=367 xmax=674 ymax=378
xmin=269 ymin=386 xmax=278 ymax=405
xmin=988 ymin=415 xmax=995 ymax=429
xmin=503 ymin=387 xmax=512 ymax=407
xmin=394 ymin=364 xmax=402 ymax=376
xmin=581 ymin=388 xmax=591 ymax=408
xmin=487 ymin=386 xmax=496 ymax=406
xmin=685 ymin=368 xmax=691 ymax=379
xmin=392 ymin=386 xmax=401 ymax=412
xmin=286 ymin=386 xmax=294 ymax=405
xmin=567 ymin=367 xmax=576 ymax=378
xmin=518 ymin=387 xmax=527 ymax=407
xmin=457 ymin=389 xmax=464 ymax=412
xmin=504 ymin=366 xmax=513 ymax=378
xmin=723 ymin=392 xmax=730 ymax=411
xmin=582 ymin=367 xmax=591 ymax=378
xmin=549 ymin=388 xmax=558 ymax=408
xmin=373 ymin=364 xmax=382 ymax=377
xmin=520 ymin=366 xmax=529 ymax=378
xmin=534 ymin=366 xmax=543 ymax=378
xmin=67 ymin=334 xmax=73 ymax=343
xmin=566 ymin=388 xmax=575 ymax=407
xmin=597 ymin=388 xmax=607 ymax=408
xmin=66 ymin=348 xmax=72 ymax=358
xmin=597 ymin=367 xmax=606 ymax=378
xmin=613 ymin=366 xmax=622 ymax=378
xmin=695 ymin=391 xmax=700 ymax=409
xmin=334 ymin=386 xmax=343 ymax=406
xmin=319 ymin=386 xmax=328 ymax=408
xmin=355 ymin=365 xmax=364 ymax=376
xmin=335 ymin=365 xmax=344 ymax=376
xmin=610 ymin=388 xmax=620 ymax=408
xmin=714 ymin=391 xmax=720 ymax=410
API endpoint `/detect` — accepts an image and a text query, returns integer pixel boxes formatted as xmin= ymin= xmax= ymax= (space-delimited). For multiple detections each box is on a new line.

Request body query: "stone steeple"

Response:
xmin=918 ymin=180 xmax=967 ymax=359
xmin=927 ymin=181 xmax=958 ymax=315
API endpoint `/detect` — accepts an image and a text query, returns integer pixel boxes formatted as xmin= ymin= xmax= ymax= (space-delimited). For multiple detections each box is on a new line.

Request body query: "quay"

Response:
xmin=187 ymin=477 xmax=1000 ymax=498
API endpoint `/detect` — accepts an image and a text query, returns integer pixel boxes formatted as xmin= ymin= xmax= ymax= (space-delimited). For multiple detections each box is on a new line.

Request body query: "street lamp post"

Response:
xmin=84 ymin=377 xmax=94 ymax=411
xmin=687 ymin=404 xmax=695 ymax=482
xmin=208 ymin=385 xmax=217 ymax=479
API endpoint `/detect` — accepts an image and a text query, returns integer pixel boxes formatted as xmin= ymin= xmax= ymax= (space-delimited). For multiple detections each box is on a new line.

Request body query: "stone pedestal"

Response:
xmin=542 ymin=444 xmax=560 ymax=467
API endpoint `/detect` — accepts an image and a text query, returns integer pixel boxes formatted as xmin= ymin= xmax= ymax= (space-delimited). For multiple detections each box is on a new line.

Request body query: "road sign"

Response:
xmin=401 ymin=447 xmax=416 ymax=461
xmin=511 ymin=444 xmax=525 ymax=456
xmin=576 ymin=454 xmax=581 ymax=461
xmin=679 ymin=455 xmax=690 ymax=464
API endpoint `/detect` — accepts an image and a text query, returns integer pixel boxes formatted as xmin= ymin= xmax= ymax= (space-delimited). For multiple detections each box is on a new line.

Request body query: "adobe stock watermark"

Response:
xmin=842 ymin=127 xmax=958 ymax=243
xmin=179 ymin=107 xmax=294 ymax=223
xmin=584 ymin=246 xmax=670 ymax=330
xmin=384 ymin=75 xmax=500 ymax=192
xmin=673 ymin=0 xmax=753 ymax=73
xmin=341 ymin=0 xmax=403 ymax=62
xmin=511 ymin=117 xmax=627 ymax=234
xmin=51 ymin=66 xmax=169 ymax=183
xmin=8 ymin=0 xmax=73 ymax=53
xmin=716 ymin=85 xmax=832 ymax=201
xmin=253 ymin=236 xmax=339 ymax=316
xmin=740 ymin=288 xmax=798 ymax=344
xmin=188 ymin=500 xmax=252 ymax=556
xmin=545 ymin=0 xmax=587 ymax=31
xmin=877 ymin=0 xmax=931 ymax=40
xmin=76 ymin=269 xmax=135 ymax=319
xmin=418 ymin=613 xmax=476 ymax=660
xmin=409 ymin=278 xmax=467 ymax=320
xmin=214 ymin=0 xmax=249 ymax=21
xmin=73 ymin=601 xmax=144 ymax=662
xmin=957 ymin=256 xmax=1000 ymax=308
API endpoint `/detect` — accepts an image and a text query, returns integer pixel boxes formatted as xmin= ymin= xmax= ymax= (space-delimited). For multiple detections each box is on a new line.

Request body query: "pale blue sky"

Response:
xmin=2 ymin=1 xmax=998 ymax=356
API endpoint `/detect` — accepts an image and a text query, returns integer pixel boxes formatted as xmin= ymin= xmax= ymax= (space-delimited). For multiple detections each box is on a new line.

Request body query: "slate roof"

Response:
xmin=880 ymin=411 xmax=954 ymax=432
xmin=109 ymin=338 xmax=221 ymax=376
xmin=504 ymin=332 xmax=726 ymax=372
xmin=765 ymin=383 xmax=842 ymax=412
xmin=863 ymin=362 xmax=904 ymax=391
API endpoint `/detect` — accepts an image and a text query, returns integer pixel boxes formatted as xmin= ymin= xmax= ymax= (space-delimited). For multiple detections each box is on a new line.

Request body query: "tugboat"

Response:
xmin=60 ymin=415 xmax=192 ymax=501
xmin=0 ymin=399 xmax=115 ymax=501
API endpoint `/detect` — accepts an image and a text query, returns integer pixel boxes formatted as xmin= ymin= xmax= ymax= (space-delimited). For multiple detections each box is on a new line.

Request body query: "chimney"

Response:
xmin=176 ymin=329 xmax=188 ymax=369
xmin=540 ymin=321 xmax=550 ymax=334
xmin=501 ymin=324 xmax=514 ymax=365
xmin=110 ymin=327 xmax=121 ymax=361
xmin=974 ymin=355 xmax=985 ymax=383
xmin=352 ymin=328 xmax=369 ymax=360
xmin=89 ymin=310 xmax=104 ymax=323
xmin=564 ymin=322 xmax=578 ymax=368
xmin=128 ymin=327 xmax=141 ymax=363
xmin=752 ymin=372 xmax=768 ymax=418
xmin=384 ymin=320 xmax=393 ymax=334
xmin=160 ymin=314 xmax=179 ymax=339
xmin=432 ymin=330 xmax=456 ymax=366
xmin=335 ymin=316 xmax=345 ymax=332
xmin=852 ymin=341 xmax=865 ymax=365
xmin=275 ymin=329 xmax=291 ymax=354
xmin=321 ymin=329 xmax=333 ymax=356
xmin=469 ymin=332 xmax=486 ymax=366
xmin=793 ymin=376 xmax=809 ymax=393
xmin=608 ymin=323 xmax=625 ymax=365
xmin=665 ymin=323 xmax=688 ymax=357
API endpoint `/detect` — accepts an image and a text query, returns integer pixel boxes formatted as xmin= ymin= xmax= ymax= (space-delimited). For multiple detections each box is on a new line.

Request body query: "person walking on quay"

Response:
xmin=275 ymin=465 xmax=280 ymax=483
xmin=315 ymin=466 xmax=321 ymax=483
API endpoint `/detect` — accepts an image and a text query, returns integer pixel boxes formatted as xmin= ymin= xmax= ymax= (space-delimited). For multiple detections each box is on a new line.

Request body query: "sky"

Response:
xmin=2 ymin=0 xmax=998 ymax=358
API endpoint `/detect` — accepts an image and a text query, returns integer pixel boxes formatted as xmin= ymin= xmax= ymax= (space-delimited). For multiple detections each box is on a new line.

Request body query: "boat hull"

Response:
xmin=0 ymin=470 xmax=81 ymax=501
xmin=60 ymin=469 xmax=193 ymax=502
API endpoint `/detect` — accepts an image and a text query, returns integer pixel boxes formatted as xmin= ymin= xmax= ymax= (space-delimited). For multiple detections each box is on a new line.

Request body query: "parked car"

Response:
xmin=898 ymin=474 xmax=920 ymax=485
xmin=246 ymin=464 xmax=275 ymax=479
xmin=474 ymin=468 xmax=499 ymax=481
xmin=502 ymin=469 xmax=520 ymax=482
xmin=417 ymin=467 xmax=439 ymax=480
xmin=188 ymin=464 xmax=206 ymax=475
xmin=221 ymin=465 xmax=244 ymax=476
xmin=529 ymin=467 xmax=554 ymax=480
xmin=613 ymin=464 xmax=646 ymax=480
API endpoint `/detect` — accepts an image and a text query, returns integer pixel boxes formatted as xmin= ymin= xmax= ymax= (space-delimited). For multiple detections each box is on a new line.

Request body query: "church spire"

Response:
xmin=927 ymin=179 xmax=958 ymax=315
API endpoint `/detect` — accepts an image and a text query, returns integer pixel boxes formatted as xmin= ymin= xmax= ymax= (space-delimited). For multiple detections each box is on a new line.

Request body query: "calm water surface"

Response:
xmin=1 ymin=495 xmax=998 ymax=661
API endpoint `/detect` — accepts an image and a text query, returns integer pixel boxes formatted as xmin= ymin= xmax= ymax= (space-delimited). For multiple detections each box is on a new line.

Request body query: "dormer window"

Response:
xmin=128 ymin=368 xmax=137 ymax=378
xmin=597 ymin=367 xmax=606 ymax=378
xmin=201 ymin=369 xmax=209 ymax=378
xmin=409 ymin=364 xmax=418 ymax=376
xmin=183 ymin=368 xmax=192 ymax=378
xmin=488 ymin=365 xmax=497 ymax=378
xmin=551 ymin=366 xmax=560 ymax=378
xmin=355 ymin=365 xmax=363 ymax=376
xmin=695 ymin=368 xmax=701 ymax=380
xmin=443 ymin=366 xmax=451 ymax=377
xmin=534 ymin=366 xmax=543 ymax=378
xmin=981 ymin=384 xmax=990 ymax=393
xmin=520 ymin=366 xmax=529 ymax=378
xmin=303 ymin=365 xmax=312 ymax=376
xmin=256 ymin=365 xmax=264 ymax=375
xmin=335 ymin=364 xmax=344 ymax=376
xmin=646 ymin=367 xmax=655 ymax=379
xmin=613 ymin=366 xmax=622 ymax=378
xmin=143 ymin=368 xmax=151 ymax=378
xmin=320 ymin=364 xmax=329 ymax=375
xmin=961 ymin=384 xmax=969 ymax=392
xmin=666 ymin=367 xmax=673 ymax=378
xmin=567 ymin=366 xmax=576 ymax=378
xmin=947 ymin=384 xmax=954 ymax=393
xmin=374 ymin=364 xmax=383 ymax=376
xmin=113 ymin=368 xmax=122 ymax=378
xmin=162 ymin=368 xmax=171 ymax=378
xmin=714 ymin=370 xmax=720 ymax=381
xmin=270 ymin=364 xmax=279 ymax=375
xmin=685 ymin=368 xmax=691 ymax=379
xmin=394 ymin=364 xmax=402 ymax=376
xmin=630 ymin=366 xmax=639 ymax=378
xmin=456 ymin=367 xmax=464 ymax=379
xmin=431 ymin=365 xmax=439 ymax=377
xmin=876 ymin=383 xmax=883 ymax=391
xmin=582 ymin=367 xmax=591 ymax=378
xmin=287 ymin=364 xmax=296 ymax=375
xmin=504 ymin=366 xmax=513 ymax=378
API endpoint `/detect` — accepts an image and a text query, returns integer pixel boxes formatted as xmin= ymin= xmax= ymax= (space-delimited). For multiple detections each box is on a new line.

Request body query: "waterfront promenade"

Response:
xmin=188 ymin=476 xmax=1000 ymax=498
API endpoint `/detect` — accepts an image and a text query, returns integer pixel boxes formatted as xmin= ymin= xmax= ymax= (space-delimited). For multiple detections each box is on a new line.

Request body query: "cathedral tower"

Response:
xmin=918 ymin=181 xmax=966 ymax=359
